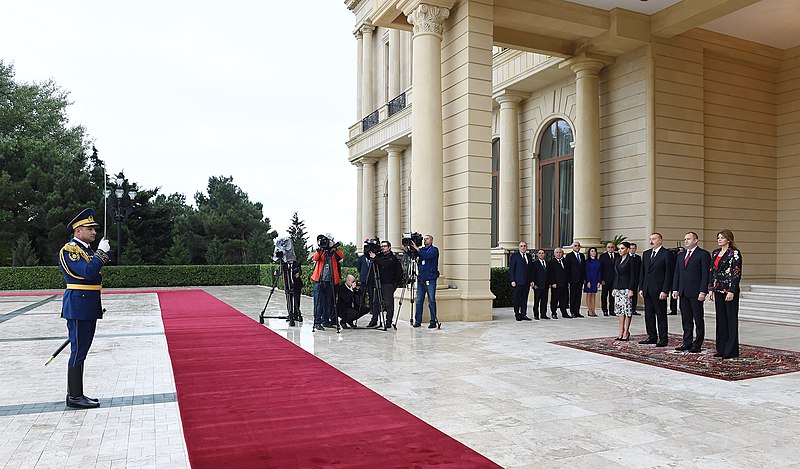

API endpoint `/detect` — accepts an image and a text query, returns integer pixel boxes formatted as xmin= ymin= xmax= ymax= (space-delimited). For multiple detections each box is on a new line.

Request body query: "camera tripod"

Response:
xmin=395 ymin=254 xmax=417 ymax=329
xmin=259 ymin=261 xmax=302 ymax=326
xmin=364 ymin=255 xmax=392 ymax=331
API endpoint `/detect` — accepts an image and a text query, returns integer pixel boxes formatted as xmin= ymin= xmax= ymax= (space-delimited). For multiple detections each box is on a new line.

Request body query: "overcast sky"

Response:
xmin=2 ymin=1 xmax=358 ymax=245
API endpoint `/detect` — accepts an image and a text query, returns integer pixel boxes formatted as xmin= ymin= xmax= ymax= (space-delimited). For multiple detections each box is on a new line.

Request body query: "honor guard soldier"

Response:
xmin=59 ymin=208 xmax=111 ymax=409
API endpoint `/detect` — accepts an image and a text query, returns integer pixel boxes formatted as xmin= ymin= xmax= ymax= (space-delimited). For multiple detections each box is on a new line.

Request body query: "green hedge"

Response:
xmin=0 ymin=264 xmax=361 ymax=294
xmin=490 ymin=267 xmax=513 ymax=308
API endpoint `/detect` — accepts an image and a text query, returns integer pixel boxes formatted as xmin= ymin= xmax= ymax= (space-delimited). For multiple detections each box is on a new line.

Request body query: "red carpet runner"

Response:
xmin=158 ymin=290 xmax=499 ymax=469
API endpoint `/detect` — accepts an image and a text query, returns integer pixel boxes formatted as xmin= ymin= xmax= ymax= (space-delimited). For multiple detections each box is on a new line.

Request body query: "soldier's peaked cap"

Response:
xmin=68 ymin=208 xmax=100 ymax=230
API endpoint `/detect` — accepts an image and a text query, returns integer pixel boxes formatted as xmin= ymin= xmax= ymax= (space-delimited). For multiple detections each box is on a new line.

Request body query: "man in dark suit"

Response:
xmin=639 ymin=232 xmax=674 ymax=346
xmin=508 ymin=241 xmax=533 ymax=321
xmin=548 ymin=247 xmax=570 ymax=319
xmin=565 ymin=240 xmax=585 ymax=318
xmin=531 ymin=249 xmax=549 ymax=319
xmin=629 ymin=243 xmax=641 ymax=315
xmin=599 ymin=242 xmax=617 ymax=316
xmin=671 ymin=232 xmax=710 ymax=353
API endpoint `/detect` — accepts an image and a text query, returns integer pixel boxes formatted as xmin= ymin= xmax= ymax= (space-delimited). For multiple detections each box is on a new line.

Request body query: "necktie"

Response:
xmin=523 ymin=254 xmax=528 ymax=264
xmin=541 ymin=260 xmax=545 ymax=268
xmin=684 ymin=250 xmax=691 ymax=266
xmin=558 ymin=259 xmax=563 ymax=269
xmin=577 ymin=254 xmax=581 ymax=265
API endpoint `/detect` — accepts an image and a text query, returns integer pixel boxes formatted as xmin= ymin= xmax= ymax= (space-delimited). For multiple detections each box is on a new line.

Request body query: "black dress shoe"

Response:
xmin=428 ymin=323 xmax=437 ymax=329
xmin=67 ymin=396 xmax=100 ymax=409
xmin=562 ymin=312 xmax=572 ymax=318
xmin=688 ymin=348 xmax=701 ymax=353
xmin=341 ymin=322 xmax=350 ymax=329
xmin=632 ymin=311 xmax=641 ymax=316
xmin=413 ymin=322 xmax=421 ymax=328
xmin=603 ymin=311 xmax=609 ymax=316
xmin=639 ymin=339 xmax=657 ymax=344
xmin=656 ymin=341 xmax=669 ymax=347
xmin=713 ymin=352 xmax=723 ymax=358
xmin=515 ymin=315 xmax=523 ymax=321
xmin=520 ymin=315 xmax=532 ymax=321
xmin=534 ymin=315 xmax=540 ymax=320
xmin=313 ymin=324 xmax=325 ymax=331
xmin=551 ymin=313 xmax=558 ymax=319
xmin=609 ymin=312 xmax=617 ymax=316
xmin=572 ymin=313 xmax=584 ymax=318
xmin=668 ymin=312 xmax=678 ymax=315
xmin=541 ymin=314 xmax=550 ymax=319
xmin=675 ymin=345 xmax=691 ymax=351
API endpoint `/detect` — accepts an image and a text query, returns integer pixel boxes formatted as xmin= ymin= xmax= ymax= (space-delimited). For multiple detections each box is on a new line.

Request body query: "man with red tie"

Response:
xmin=508 ymin=241 xmax=533 ymax=321
xmin=672 ymin=232 xmax=710 ymax=353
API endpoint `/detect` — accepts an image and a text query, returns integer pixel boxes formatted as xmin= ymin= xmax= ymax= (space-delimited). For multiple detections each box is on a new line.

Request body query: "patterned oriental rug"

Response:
xmin=551 ymin=334 xmax=800 ymax=381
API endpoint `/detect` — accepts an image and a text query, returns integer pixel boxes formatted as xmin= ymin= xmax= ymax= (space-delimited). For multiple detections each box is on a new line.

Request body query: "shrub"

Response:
xmin=490 ymin=267 xmax=513 ymax=308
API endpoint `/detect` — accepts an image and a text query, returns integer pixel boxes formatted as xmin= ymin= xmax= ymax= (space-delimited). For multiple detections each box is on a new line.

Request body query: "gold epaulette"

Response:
xmin=62 ymin=242 xmax=91 ymax=263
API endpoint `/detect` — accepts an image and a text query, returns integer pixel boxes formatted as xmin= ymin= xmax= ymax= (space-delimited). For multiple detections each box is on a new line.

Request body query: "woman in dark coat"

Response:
xmin=613 ymin=242 xmax=638 ymax=341
xmin=708 ymin=229 xmax=742 ymax=359
xmin=583 ymin=247 xmax=602 ymax=317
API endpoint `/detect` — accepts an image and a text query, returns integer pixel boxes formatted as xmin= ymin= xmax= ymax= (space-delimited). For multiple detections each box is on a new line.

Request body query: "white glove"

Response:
xmin=98 ymin=237 xmax=111 ymax=253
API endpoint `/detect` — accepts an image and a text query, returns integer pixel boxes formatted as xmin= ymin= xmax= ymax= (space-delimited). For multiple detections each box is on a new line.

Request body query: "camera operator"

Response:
xmin=336 ymin=275 xmax=369 ymax=329
xmin=367 ymin=240 xmax=402 ymax=329
xmin=311 ymin=233 xmax=344 ymax=331
xmin=404 ymin=234 xmax=440 ymax=328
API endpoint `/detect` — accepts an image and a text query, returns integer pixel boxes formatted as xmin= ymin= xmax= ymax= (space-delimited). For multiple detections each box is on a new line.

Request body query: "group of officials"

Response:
xmin=508 ymin=230 xmax=743 ymax=359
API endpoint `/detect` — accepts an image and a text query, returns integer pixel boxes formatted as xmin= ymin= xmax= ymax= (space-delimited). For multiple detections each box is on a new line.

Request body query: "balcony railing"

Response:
xmin=387 ymin=92 xmax=406 ymax=117
xmin=362 ymin=110 xmax=379 ymax=132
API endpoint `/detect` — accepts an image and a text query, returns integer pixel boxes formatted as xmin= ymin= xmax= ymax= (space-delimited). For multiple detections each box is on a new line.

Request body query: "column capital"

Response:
xmin=382 ymin=144 xmax=407 ymax=155
xmin=493 ymin=90 xmax=528 ymax=107
xmin=560 ymin=51 xmax=614 ymax=75
xmin=360 ymin=23 xmax=375 ymax=35
xmin=404 ymin=3 xmax=451 ymax=38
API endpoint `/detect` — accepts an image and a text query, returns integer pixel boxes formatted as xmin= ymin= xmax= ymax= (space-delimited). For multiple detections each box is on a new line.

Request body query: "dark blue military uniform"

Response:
xmin=59 ymin=208 xmax=109 ymax=408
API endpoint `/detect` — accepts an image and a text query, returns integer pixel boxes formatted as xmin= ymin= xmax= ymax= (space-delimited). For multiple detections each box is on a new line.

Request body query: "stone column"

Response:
xmin=565 ymin=54 xmax=611 ymax=248
xmin=405 ymin=3 xmax=449 ymax=260
xmin=355 ymin=29 xmax=363 ymax=119
xmin=362 ymin=158 xmax=376 ymax=241
xmin=384 ymin=145 xmax=404 ymax=248
xmin=361 ymin=24 xmax=375 ymax=117
xmin=355 ymin=162 xmax=364 ymax=247
xmin=388 ymin=29 xmax=401 ymax=100
xmin=494 ymin=91 xmax=526 ymax=250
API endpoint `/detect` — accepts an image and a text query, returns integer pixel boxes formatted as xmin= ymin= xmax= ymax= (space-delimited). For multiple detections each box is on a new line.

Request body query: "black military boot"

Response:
xmin=80 ymin=363 xmax=99 ymax=404
xmin=66 ymin=366 xmax=99 ymax=409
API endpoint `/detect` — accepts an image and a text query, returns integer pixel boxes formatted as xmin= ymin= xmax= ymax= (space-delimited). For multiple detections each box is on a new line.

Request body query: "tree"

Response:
xmin=166 ymin=235 xmax=192 ymax=265
xmin=339 ymin=242 xmax=359 ymax=268
xmin=195 ymin=176 xmax=274 ymax=264
xmin=12 ymin=234 xmax=39 ymax=266
xmin=0 ymin=62 xmax=102 ymax=265
xmin=287 ymin=212 xmax=309 ymax=264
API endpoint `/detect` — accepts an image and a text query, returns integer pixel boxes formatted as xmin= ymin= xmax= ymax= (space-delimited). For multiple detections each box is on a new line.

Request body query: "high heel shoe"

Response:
xmin=620 ymin=332 xmax=630 ymax=341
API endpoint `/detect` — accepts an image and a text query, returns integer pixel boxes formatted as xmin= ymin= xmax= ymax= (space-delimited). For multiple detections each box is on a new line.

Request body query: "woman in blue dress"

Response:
xmin=583 ymin=247 xmax=602 ymax=317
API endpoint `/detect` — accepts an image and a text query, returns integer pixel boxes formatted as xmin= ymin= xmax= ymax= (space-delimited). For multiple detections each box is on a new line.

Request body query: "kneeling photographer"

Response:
xmin=366 ymin=239 xmax=402 ymax=329
xmin=336 ymin=275 xmax=370 ymax=329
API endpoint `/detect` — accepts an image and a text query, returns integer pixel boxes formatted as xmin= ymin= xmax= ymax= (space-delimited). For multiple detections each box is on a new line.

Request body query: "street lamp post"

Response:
xmin=104 ymin=175 xmax=137 ymax=265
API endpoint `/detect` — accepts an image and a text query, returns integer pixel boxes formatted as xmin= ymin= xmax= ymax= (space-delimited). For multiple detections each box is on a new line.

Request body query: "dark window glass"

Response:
xmin=491 ymin=138 xmax=500 ymax=248
xmin=538 ymin=119 xmax=574 ymax=249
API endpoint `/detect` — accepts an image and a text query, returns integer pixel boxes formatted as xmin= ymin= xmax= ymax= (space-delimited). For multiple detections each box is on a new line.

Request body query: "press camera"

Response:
xmin=401 ymin=231 xmax=423 ymax=249
xmin=364 ymin=237 xmax=382 ymax=255
xmin=273 ymin=237 xmax=297 ymax=264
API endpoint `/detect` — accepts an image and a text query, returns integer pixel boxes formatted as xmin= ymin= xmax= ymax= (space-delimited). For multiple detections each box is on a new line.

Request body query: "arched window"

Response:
xmin=538 ymin=119 xmax=574 ymax=249
xmin=491 ymin=138 xmax=500 ymax=247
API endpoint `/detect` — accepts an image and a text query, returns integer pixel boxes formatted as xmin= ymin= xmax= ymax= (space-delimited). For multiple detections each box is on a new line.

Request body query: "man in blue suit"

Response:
xmin=59 ymin=208 xmax=111 ymax=409
xmin=508 ymin=241 xmax=533 ymax=321
xmin=672 ymin=232 xmax=710 ymax=353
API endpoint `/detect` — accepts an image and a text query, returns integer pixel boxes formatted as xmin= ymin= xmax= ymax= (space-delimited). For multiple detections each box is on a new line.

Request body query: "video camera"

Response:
xmin=402 ymin=232 xmax=423 ymax=249
xmin=364 ymin=237 xmax=381 ymax=255
xmin=273 ymin=237 xmax=297 ymax=264
xmin=317 ymin=234 xmax=341 ymax=252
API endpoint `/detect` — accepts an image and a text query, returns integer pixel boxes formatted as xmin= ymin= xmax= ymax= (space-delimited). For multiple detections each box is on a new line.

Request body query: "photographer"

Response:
xmin=311 ymin=233 xmax=344 ymax=331
xmin=367 ymin=240 xmax=402 ymax=329
xmin=355 ymin=244 xmax=375 ymax=312
xmin=336 ymin=275 xmax=369 ymax=329
xmin=404 ymin=234 xmax=440 ymax=328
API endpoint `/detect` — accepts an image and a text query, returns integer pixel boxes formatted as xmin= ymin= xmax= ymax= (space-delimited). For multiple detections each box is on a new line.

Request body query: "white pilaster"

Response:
xmin=362 ymin=158 xmax=376 ymax=241
xmin=383 ymin=145 xmax=405 ymax=248
xmin=355 ymin=29 xmax=363 ymax=119
xmin=494 ymin=91 xmax=526 ymax=250
xmin=388 ymin=29 xmax=401 ymax=99
xmin=361 ymin=24 xmax=375 ymax=117
xmin=355 ymin=162 xmax=364 ymax=247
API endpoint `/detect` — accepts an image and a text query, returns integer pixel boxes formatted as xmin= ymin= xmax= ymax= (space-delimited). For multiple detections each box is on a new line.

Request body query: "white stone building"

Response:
xmin=345 ymin=0 xmax=800 ymax=322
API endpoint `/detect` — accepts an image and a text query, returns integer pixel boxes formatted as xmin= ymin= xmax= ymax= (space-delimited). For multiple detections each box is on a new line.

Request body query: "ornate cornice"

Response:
xmin=345 ymin=0 xmax=366 ymax=11
xmin=406 ymin=3 xmax=450 ymax=37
